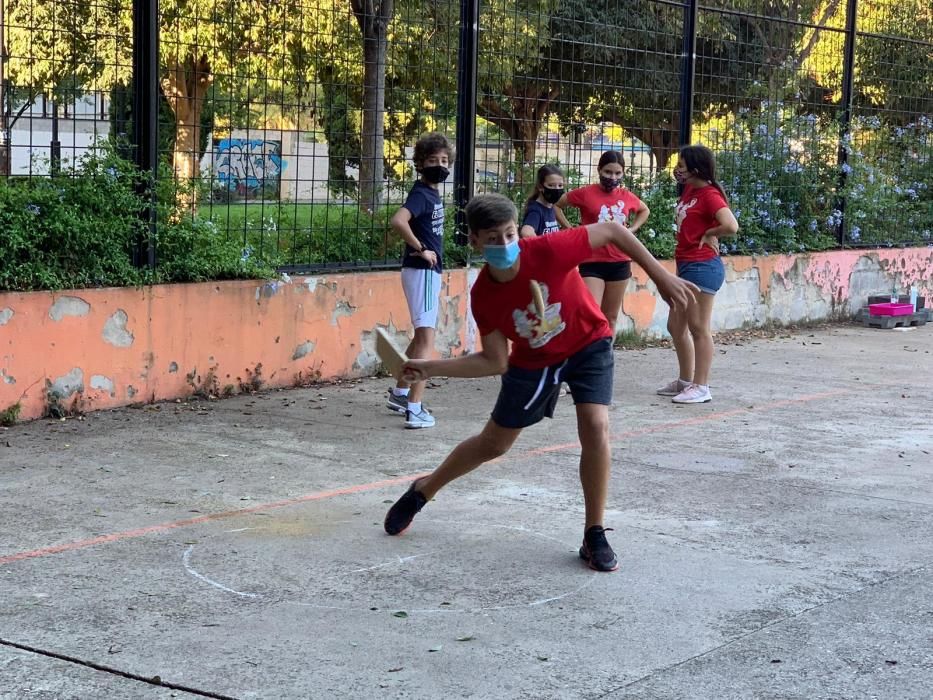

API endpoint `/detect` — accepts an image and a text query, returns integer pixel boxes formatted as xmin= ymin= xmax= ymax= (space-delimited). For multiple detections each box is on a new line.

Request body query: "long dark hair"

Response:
xmin=597 ymin=150 xmax=626 ymax=171
xmin=679 ymin=144 xmax=728 ymax=204
xmin=524 ymin=164 xmax=564 ymax=212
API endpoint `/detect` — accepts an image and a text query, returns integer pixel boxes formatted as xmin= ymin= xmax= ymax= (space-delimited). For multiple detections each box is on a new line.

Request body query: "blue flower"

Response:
xmin=809 ymin=220 xmax=818 ymax=232
xmin=840 ymin=162 xmax=852 ymax=174
xmin=850 ymin=226 xmax=861 ymax=241
xmin=26 ymin=204 xmax=40 ymax=215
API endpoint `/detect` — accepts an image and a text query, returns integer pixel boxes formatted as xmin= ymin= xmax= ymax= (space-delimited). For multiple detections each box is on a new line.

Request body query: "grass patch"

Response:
xmin=614 ymin=329 xmax=654 ymax=350
xmin=0 ymin=402 xmax=21 ymax=426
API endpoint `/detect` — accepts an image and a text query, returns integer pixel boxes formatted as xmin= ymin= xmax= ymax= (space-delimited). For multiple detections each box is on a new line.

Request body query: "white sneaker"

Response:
xmin=656 ymin=378 xmax=689 ymax=396
xmin=405 ymin=407 xmax=436 ymax=429
xmin=672 ymin=383 xmax=712 ymax=404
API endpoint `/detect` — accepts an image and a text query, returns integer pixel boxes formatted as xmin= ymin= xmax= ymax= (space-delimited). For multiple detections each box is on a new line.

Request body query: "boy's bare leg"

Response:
xmin=416 ymin=419 xmax=522 ymax=499
xmin=575 ymin=402 xmax=612 ymax=529
xmin=396 ymin=327 xmax=435 ymax=404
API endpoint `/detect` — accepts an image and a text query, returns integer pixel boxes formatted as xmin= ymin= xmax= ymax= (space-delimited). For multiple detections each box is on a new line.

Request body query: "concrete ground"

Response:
xmin=1 ymin=324 xmax=932 ymax=700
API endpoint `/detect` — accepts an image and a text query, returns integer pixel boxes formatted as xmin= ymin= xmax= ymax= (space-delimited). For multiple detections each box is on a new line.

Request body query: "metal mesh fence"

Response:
xmin=1 ymin=0 xmax=930 ymax=279
xmin=3 ymin=1 xmax=131 ymax=178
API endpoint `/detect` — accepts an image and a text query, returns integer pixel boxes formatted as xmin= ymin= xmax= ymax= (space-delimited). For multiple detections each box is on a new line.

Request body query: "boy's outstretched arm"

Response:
xmin=587 ymin=221 xmax=699 ymax=310
xmin=402 ymin=329 xmax=509 ymax=382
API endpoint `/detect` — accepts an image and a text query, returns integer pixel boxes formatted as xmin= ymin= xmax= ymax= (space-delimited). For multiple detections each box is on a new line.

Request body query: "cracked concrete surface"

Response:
xmin=0 ymin=325 xmax=931 ymax=699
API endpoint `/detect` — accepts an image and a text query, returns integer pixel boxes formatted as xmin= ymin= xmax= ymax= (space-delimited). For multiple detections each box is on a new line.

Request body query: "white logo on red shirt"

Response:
xmin=597 ymin=202 xmax=629 ymax=224
xmin=675 ymin=197 xmax=698 ymax=233
xmin=512 ymin=281 xmax=566 ymax=348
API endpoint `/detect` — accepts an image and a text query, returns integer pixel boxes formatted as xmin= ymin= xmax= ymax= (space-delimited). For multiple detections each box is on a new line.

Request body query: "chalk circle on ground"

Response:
xmin=181 ymin=518 xmax=598 ymax=614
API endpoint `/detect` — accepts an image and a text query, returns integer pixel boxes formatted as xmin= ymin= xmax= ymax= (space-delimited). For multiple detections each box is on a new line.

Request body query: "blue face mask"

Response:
xmin=483 ymin=239 xmax=520 ymax=269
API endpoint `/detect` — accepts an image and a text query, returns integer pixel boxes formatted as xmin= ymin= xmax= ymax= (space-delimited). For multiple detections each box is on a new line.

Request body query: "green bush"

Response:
xmin=0 ymin=153 xmax=144 ymax=291
xmin=0 ymin=150 xmax=275 ymax=292
xmin=629 ymin=173 xmax=678 ymax=260
xmin=841 ymin=116 xmax=933 ymax=247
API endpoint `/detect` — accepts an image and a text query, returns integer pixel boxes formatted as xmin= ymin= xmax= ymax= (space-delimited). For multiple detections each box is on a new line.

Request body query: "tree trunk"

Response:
xmin=161 ymin=54 xmax=212 ymax=214
xmin=352 ymin=0 xmax=393 ymax=215
xmin=478 ymin=83 xmax=559 ymax=189
xmin=625 ymin=124 xmax=678 ymax=172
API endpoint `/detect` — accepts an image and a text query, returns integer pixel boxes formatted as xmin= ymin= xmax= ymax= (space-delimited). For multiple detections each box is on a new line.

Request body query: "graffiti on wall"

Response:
xmin=214 ymin=138 xmax=285 ymax=200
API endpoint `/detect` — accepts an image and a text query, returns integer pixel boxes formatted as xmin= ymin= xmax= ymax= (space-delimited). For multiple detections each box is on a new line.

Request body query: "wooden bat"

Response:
xmin=375 ymin=328 xmax=409 ymax=379
xmin=530 ymin=280 xmax=546 ymax=319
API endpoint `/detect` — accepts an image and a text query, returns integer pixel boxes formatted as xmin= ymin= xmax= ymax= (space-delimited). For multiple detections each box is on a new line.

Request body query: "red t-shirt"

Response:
xmin=565 ymin=184 xmax=645 ymax=263
xmin=675 ymin=184 xmax=729 ymax=262
xmin=471 ymin=228 xmax=612 ymax=370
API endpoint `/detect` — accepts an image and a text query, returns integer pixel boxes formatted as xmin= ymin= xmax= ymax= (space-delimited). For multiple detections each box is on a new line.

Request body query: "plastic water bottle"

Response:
xmin=910 ymin=286 xmax=918 ymax=312
xmin=890 ymin=285 xmax=898 ymax=304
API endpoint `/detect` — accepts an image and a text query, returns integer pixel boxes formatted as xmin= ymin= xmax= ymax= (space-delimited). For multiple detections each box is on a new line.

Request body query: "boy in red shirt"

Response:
xmin=384 ymin=194 xmax=697 ymax=571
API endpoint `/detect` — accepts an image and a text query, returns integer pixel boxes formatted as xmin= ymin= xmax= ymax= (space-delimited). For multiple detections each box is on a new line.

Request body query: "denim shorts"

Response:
xmin=491 ymin=337 xmax=614 ymax=430
xmin=579 ymin=261 xmax=632 ymax=282
xmin=676 ymin=257 xmax=725 ymax=295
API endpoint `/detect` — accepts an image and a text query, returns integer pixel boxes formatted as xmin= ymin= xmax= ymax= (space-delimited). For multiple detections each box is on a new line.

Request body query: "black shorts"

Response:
xmin=578 ymin=261 xmax=632 ymax=282
xmin=491 ymin=337 xmax=614 ymax=430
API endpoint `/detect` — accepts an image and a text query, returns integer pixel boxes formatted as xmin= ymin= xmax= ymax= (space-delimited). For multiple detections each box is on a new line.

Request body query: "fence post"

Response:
xmin=679 ymin=0 xmax=698 ymax=149
xmin=836 ymin=0 xmax=858 ymax=245
xmin=453 ymin=0 xmax=479 ymax=246
xmin=50 ymin=102 xmax=61 ymax=175
xmin=131 ymin=0 xmax=159 ymax=270
xmin=0 ymin=0 xmax=9 ymax=177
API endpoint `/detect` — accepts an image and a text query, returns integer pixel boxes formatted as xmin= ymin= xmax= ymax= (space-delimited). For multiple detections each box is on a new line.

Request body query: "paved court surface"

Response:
xmin=1 ymin=324 xmax=931 ymax=699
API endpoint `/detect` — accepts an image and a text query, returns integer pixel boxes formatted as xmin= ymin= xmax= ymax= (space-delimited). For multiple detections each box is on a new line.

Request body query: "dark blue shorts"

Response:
xmin=491 ymin=337 xmax=614 ymax=430
xmin=677 ymin=257 xmax=725 ymax=295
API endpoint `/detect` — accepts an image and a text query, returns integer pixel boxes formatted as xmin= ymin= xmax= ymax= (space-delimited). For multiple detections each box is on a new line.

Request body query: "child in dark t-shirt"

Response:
xmin=386 ymin=133 xmax=455 ymax=429
xmin=520 ymin=165 xmax=563 ymax=238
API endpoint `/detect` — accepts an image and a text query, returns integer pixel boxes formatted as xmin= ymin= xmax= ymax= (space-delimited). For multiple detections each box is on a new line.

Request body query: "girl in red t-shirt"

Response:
xmin=657 ymin=145 xmax=739 ymax=405
xmin=554 ymin=151 xmax=650 ymax=334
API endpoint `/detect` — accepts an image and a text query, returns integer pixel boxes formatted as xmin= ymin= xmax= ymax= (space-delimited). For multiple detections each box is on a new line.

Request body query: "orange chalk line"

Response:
xmin=0 ymin=474 xmax=432 ymax=567
xmin=0 ymin=389 xmax=849 ymax=567
xmin=523 ymin=389 xmax=850 ymax=457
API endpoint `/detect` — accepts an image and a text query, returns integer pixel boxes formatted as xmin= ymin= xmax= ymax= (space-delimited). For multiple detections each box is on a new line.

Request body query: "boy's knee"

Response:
xmin=477 ymin=426 xmax=517 ymax=459
xmin=482 ymin=437 xmax=512 ymax=460
xmin=578 ymin=411 xmax=610 ymax=443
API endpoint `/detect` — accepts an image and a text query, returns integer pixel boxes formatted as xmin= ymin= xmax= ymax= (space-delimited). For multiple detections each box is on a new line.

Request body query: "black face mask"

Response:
xmin=541 ymin=187 xmax=564 ymax=204
xmin=421 ymin=165 xmax=449 ymax=184
xmin=599 ymin=175 xmax=621 ymax=191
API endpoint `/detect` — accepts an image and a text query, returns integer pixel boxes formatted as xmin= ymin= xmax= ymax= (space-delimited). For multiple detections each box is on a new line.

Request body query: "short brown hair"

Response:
xmin=465 ymin=194 xmax=517 ymax=232
xmin=413 ymin=132 xmax=455 ymax=168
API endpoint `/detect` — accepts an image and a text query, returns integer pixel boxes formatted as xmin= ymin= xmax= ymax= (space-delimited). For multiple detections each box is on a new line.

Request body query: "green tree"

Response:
xmin=5 ymin=2 xmax=319 ymax=209
xmin=852 ymin=1 xmax=933 ymax=123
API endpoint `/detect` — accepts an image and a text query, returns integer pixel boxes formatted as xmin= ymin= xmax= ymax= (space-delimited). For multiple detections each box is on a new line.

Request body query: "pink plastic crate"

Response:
xmin=869 ymin=302 xmax=914 ymax=317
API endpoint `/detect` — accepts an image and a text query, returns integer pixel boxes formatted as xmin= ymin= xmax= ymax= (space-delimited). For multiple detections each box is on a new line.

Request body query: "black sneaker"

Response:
xmin=384 ymin=481 xmax=428 ymax=535
xmin=579 ymin=526 xmax=619 ymax=572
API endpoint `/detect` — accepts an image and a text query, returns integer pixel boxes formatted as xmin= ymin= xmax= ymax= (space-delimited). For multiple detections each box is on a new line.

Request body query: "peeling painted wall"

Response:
xmin=618 ymin=248 xmax=933 ymax=339
xmin=0 ymin=271 xmax=469 ymax=421
xmin=1 ymin=248 xmax=930 ymax=421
